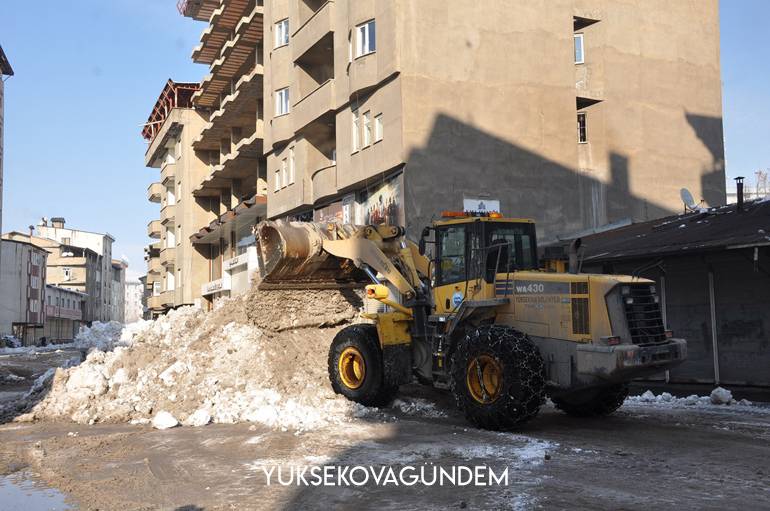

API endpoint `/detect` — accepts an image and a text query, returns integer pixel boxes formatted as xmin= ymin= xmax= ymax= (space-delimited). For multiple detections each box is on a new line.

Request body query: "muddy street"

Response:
xmin=1 ymin=384 xmax=769 ymax=511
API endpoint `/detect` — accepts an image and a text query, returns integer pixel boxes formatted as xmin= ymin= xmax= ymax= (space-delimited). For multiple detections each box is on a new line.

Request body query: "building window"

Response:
xmin=275 ymin=87 xmax=290 ymax=116
xmin=363 ymin=111 xmax=372 ymax=147
xmin=289 ymin=148 xmax=295 ymax=185
xmin=374 ymin=114 xmax=383 ymax=142
xmin=356 ymin=20 xmax=376 ymax=57
xmin=275 ymin=18 xmax=289 ymax=48
xmin=352 ymin=108 xmax=360 ymax=152
xmin=274 ymin=169 xmax=280 ymax=192
xmin=63 ymin=267 xmax=72 ymax=281
xmin=577 ymin=112 xmax=588 ymax=143
xmin=574 ymin=33 xmax=585 ymax=64
xmin=281 ymin=158 xmax=288 ymax=188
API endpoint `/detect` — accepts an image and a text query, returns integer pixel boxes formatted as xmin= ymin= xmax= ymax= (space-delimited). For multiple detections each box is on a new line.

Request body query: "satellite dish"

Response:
xmin=680 ymin=188 xmax=697 ymax=211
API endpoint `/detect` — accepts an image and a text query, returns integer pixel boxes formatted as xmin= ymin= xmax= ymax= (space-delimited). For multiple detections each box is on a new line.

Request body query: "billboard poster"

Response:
xmin=356 ymin=173 xmax=404 ymax=226
xmin=313 ymin=201 xmax=343 ymax=223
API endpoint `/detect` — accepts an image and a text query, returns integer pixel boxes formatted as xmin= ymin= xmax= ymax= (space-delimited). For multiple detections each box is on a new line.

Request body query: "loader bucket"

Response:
xmin=255 ymin=220 xmax=367 ymax=289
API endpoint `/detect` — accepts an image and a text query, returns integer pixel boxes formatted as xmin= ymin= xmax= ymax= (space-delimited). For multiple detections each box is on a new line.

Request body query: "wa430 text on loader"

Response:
xmin=255 ymin=212 xmax=686 ymax=430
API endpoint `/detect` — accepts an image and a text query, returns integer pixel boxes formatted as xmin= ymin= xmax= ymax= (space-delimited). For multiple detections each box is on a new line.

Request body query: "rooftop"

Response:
xmin=141 ymin=79 xmax=200 ymax=143
xmin=560 ymin=198 xmax=770 ymax=263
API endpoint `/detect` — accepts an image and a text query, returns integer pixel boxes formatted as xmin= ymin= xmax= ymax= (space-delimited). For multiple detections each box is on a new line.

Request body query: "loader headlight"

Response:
xmin=621 ymin=286 xmax=631 ymax=296
xmin=625 ymin=297 xmax=634 ymax=305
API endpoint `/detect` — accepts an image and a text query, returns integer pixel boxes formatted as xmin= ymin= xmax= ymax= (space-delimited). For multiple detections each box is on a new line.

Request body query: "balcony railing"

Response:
xmin=292 ymin=1 xmax=334 ymax=62
xmin=292 ymin=78 xmax=335 ymax=133
xmin=147 ymin=182 xmax=163 ymax=203
xmin=160 ymin=247 xmax=176 ymax=267
xmin=147 ymin=220 xmax=162 ymax=239
xmin=160 ymin=204 xmax=176 ymax=225
xmin=161 ymin=161 xmax=176 ymax=184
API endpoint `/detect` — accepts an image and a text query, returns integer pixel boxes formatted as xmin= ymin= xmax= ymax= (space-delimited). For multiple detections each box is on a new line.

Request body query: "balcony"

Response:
xmin=193 ymin=6 xmax=265 ymax=108
xmin=147 ymin=220 xmax=162 ymax=239
xmin=191 ymin=0 xmax=257 ymax=64
xmin=160 ymin=247 xmax=176 ymax=268
xmin=161 ymin=161 xmax=176 ymax=185
xmin=160 ymin=204 xmax=176 ymax=226
xmin=147 ymin=256 xmax=162 ymax=275
xmin=160 ymin=290 xmax=174 ymax=307
xmin=293 ymin=79 xmax=335 ymax=133
xmin=147 ymin=182 xmax=163 ymax=203
xmin=147 ymin=295 xmax=162 ymax=310
xmin=293 ymin=1 xmax=334 ymax=62
xmin=192 ymin=66 xmax=264 ymax=151
xmin=311 ymin=163 xmax=337 ymax=203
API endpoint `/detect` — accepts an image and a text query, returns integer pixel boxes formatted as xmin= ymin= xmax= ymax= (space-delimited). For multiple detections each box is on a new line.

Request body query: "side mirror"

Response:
xmin=419 ymin=227 xmax=431 ymax=256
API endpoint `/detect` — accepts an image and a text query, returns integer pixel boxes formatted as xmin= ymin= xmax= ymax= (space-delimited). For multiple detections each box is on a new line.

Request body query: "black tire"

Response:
xmin=552 ymin=384 xmax=629 ymax=417
xmin=450 ymin=326 xmax=545 ymax=430
xmin=328 ymin=324 xmax=398 ymax=407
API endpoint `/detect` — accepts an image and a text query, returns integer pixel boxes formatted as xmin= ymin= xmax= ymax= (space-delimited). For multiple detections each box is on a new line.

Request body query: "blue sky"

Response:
xmin=2 ymin=1 xmax=768 ymax=280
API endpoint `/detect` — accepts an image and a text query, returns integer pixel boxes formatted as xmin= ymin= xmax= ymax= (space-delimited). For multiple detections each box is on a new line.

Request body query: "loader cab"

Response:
xmin=431 ymin=214 xmax=538 ymax=313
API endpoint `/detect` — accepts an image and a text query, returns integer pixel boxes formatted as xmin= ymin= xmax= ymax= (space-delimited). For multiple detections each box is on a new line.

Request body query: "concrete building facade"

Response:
xmin=180 ymin=0 xmax=268 ymax=308
xmin=143 ymin=80 xmax=214 ymax=316
xmin=0 ymin=239 xmax=47 ymax=345
xmin=110 ymin=259 xmax=127 ymax=323
xmin=37 ymin=218 xmax=119 ymax=322
xmin=3 ymin=232 xmax=102 ymax=324
xmin=263 ymin=0 xmax=725 ymax=242
xmin=0 ymin=46 xmax=14 ymax=272
xmin=44 ymin=285 xmax=85 ymax=342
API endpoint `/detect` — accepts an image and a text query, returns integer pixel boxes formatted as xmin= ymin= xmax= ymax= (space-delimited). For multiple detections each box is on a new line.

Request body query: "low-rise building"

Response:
xmin=553 ymin=196 xmax=770 ymax=388
xmin=44 ymin=285 xmax=85 ymax=342
xmin=0 ymin=239 xmax=47 ymax=345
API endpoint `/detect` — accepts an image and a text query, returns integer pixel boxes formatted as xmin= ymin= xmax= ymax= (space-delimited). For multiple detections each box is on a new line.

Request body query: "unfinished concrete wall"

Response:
xmin=398 ymin=0 xmax=724 ymax=242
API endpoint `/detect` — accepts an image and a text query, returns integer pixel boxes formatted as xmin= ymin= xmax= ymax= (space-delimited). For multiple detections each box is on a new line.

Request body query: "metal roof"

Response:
xmin=0 ymin=45 xmax=13 ymax=76
xmin=563 ymin=198 xmax=770 ymax=263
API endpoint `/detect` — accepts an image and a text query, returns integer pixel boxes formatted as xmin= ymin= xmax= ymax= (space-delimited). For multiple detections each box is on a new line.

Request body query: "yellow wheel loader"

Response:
xmin=255 ymin=213 xmax=687 ymax=430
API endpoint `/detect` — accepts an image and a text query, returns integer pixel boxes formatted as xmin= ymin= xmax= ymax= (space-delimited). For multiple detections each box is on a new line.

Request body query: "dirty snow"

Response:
xmin=625 ymin=389 xmax=764 ymax=412
xmin=152 ymin=411 xmax=179 ymax=430
xmin=4 ymin=289 xmax=377 ymax=432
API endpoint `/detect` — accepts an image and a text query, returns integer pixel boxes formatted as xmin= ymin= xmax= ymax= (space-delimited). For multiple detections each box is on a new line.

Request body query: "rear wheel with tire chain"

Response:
xmin=450 ymin=325 xmax=545 ymax=430
xmin=328 ymin=324 xmax=398 ymax=407
xmin=551 ymin=384 xmax=629 ymax=417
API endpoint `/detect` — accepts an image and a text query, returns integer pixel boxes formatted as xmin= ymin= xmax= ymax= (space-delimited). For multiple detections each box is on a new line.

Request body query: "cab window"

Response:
xmin=484 ymin=223 xmax=537 ymax=279
xmin=436 ymin=225 xmax=467 ymax=285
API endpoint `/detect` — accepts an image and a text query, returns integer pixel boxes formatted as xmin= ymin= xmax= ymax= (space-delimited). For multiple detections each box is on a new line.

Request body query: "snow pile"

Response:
xmin=626 ymin=388 xmax=755 ymax=409
xmin=10 ymin=288 xmax=370 ymax=431
xmin=0 ymin=373 xmax=26 ymax=383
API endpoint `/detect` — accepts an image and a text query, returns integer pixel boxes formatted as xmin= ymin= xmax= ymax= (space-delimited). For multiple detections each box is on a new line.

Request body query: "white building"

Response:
xmin=44 ymin=285 xmax=85 ymax=342
xmin=37 ymin=218 xmax=120 ymax=322
xmin=124 ymin=281 xmax=144 ymax=324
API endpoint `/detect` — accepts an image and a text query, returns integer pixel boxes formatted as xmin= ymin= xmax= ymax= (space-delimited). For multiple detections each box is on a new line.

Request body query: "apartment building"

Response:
xmin=3 ymin=232 xmax=103 ymax=323
xmin=37 ymin=218 xmax=119 ymax=322
xmin=263 ymin=0 xmax=725 ymax=242
xmin=0 ymin=239 xmax=47 ymax=345
xmin=44 ymin=285 xmax=85 ymax=342
xmin=179 ymin=0 xmax=268 ymax=306
xmin=0 ymin=46 xmax=13 ymax=270
xmin=143 ymin=80 xmax=214 ymax=315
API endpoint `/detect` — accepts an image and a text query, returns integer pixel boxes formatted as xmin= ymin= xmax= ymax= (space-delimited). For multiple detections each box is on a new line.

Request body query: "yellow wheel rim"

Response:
xmin=466 ymin=354 xmax=503 ymax=404
xmin=338 ymin=347 xmax=366 ymax=390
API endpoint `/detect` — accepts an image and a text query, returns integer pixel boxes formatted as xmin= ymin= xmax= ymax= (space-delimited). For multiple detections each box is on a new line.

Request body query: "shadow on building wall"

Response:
xmin=401 ymin=112 xmax=725 ymax=243
xmin=685 ymin=112 xmax=727 ymax=207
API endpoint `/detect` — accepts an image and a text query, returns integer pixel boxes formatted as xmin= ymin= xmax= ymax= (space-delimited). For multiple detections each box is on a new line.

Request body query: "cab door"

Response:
xmin=433 ymin=223 xmax=471 ymax=314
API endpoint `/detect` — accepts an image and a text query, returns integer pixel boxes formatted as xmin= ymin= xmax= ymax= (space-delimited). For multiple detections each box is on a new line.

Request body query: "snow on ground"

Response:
xmin=624 ymin=388 xmax=766 ymax=412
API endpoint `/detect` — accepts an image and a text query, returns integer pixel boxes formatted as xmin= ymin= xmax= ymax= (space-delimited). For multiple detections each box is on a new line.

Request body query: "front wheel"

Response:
xmin=328 ymin=324 xmax=397 ymax=407
xmin=451 ymin=326 xmax=546 ymax=430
